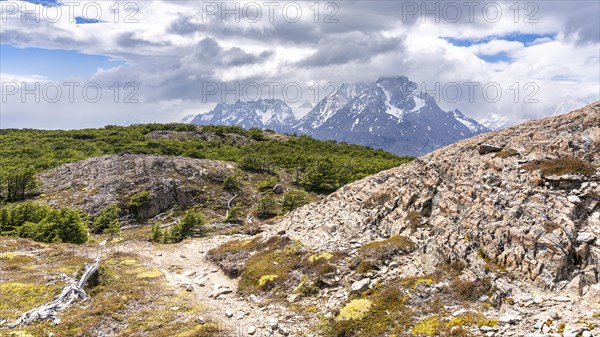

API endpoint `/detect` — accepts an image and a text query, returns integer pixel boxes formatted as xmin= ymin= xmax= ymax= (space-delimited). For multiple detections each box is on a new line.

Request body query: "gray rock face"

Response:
xmin=39 ymin=154 xmax=236 ymax=220
xmin=270 ymin=102 xmax=600 ymax=292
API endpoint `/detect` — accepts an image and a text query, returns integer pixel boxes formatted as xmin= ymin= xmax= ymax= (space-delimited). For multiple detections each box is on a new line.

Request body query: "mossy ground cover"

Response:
xmin=321 ymin=262 xmax=497 ymax=337
xmin=0 ymin=237 xmax=221 ymax=337
xmin=209 ymin=236 xmax=342 ymax=298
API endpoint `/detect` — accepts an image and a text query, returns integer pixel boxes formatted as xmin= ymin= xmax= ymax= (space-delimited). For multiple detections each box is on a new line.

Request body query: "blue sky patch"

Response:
xmin=476 ymin=52 xmax=513 ymax=63
xmin=444 ymin=33 xmax=556 ymax=47
xmin=75 ymin=16 xmax=102 ymax=24
xmin=23 ymin=0 xmax=61 ymax=7
xmin=0 ymin=44 xmax=125 ymax=80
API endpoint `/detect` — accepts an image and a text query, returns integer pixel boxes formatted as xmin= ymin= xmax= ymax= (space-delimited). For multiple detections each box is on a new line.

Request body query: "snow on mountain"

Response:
xmin=180 ymin=115 xmax=196 ymax=124
xmin=479 ymin=113 xmax=510 ymax=130
xmin=298 ymin=76 xmax=491 ymax=156
xmin=186 ymin=76 xmax=490 ymax=156
xmin=294 ymin=83 xmax=371 ymax=131
xmin=189 ymin=99 xmax=296 ymax=133
xmin=292 ymin=101 xmax=314 ymax=119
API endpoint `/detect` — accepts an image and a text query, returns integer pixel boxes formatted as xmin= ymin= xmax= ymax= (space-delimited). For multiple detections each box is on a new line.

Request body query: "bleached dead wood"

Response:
xmin=225 ymin=194 xmax=239 ymax=220
xmin=6 ymin=257 xmax=100 ymax=327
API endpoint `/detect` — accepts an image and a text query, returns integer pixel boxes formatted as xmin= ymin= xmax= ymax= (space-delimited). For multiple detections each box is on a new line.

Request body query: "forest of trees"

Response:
xmin=0 ymin=124 xmax=413 ymax=198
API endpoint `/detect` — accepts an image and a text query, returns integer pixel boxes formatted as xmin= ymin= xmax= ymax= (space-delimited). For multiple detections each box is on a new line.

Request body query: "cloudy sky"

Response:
xmin=1 ymin=0 xmax=599 ymax=129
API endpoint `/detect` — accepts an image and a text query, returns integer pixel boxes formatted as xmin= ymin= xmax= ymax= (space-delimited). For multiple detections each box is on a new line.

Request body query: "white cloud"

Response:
xmin=0 ymin=0 xmax=598 ymax=129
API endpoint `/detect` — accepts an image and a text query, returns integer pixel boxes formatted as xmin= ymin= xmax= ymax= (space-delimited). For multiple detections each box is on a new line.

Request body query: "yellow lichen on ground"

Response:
xmin=136 ymin=268 xmax=164 ymax=279
xmin=336 ymin=299 xmax=373 ymax=321
xmin=308 ymin=252 xmax=333 ymax=264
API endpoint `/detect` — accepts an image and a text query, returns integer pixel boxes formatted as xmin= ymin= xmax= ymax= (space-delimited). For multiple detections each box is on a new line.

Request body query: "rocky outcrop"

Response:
xmin=39 ymin=154 xmax=236 ymax=219
xmin=264 ymin=102 xmax=600 ymax=334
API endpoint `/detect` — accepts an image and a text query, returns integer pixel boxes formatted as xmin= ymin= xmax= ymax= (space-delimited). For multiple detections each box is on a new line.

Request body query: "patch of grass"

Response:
xmin=478 ymin=248 xmax=507 ymax=273
xmin=237 ymin=237 xmax=300 ymax=295
xmin=258 ymin=275 xmax=279 ymax=289
xmin=308 ymin=252 xmax=334 ymax=264
xmin=0 ymin=282 xmax=65 ymax=320
xmin=448 ymin=277 xmax=494 ymax=302
xmin=206 ymin=238 xmax=260 ymax=277
xmin=236 ymin=237 xmax=341 ymax=297
xmin=495 ymin=149 xmax=519 ymax=158
xmin=353 ymin=235 xmax=416 ymax=272
xmin=522 ymin=157 xmax=596 ymax=177
xmin=406 ymin=211 xmax=423 ymax=233
xmin=136 ymin=268 xmax=164 ymax=279
xmin=412 ymin=315 xmax=441 ymax=336
xmin=0 ymin=238 xmax=221 ymax=337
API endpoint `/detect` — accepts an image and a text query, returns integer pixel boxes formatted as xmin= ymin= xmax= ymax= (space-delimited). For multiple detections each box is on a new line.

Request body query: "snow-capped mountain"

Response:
xmin=189 ymin=99 xmax=296 ymax=133
xmin=187 ymin=76 xmax=490 ymax=156
xmin=479 ymin=113 xmax=510 ymax=130
xmin=180 ymin=114 xmax=197 ymax=124
xmin=294 ymin=83 xmax=371 ymax=132
xmin=297 ymin=76 xmax=490 ymax=156
xmin=292 ymin=101 xmax=314 ymax=119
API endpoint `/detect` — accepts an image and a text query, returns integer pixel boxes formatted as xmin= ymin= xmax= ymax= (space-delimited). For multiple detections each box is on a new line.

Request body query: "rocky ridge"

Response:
xmin=39 ymin=154 xmax=236 ymax=220
xmin=262 ymin=102 xmax=600 ymax=336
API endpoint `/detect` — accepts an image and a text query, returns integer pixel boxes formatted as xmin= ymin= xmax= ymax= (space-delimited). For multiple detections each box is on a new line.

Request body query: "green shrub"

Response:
xmin=0 ymin=202 xmax=88 ymax=244
xmin=281 ymin=190 xmax=310 ymax=213
xmin=150 ymin=223 xmax=162 ymax=243
xmin=223 ymin=174 xmax=241 ymax=190
xmin=17 ymin=206 xmax=88 ymax=244
xmin=0 ymin=125 xmax=413 ymax=201
xmin=224 ymin=204 xmax=243 ymax=223
xmin=258 ymin=177 xmax=279 ymax=191
xmin=239 ymin=155 xmax=273 ymax=172
xmin=151 ymin=210 xmax=206 ymax=244
xmin=248 ymin=128 xmax=265 ymax=141
xmin=128 ymin=191 xmax=151 ymax=208
xmin=91 ymin=204 xmax=121 ymax=236
xmin=255 ymin=196 xmax=279 ymax=219
xmin=179 ymin=210 xmax=206 ymax=237
xmin=0 ymin=165 xmax=39 ymax=201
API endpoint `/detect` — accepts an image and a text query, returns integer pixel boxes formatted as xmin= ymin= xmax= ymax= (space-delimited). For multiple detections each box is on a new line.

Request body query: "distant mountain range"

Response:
xmin=187 ymin=76 xmax=490 ymax=156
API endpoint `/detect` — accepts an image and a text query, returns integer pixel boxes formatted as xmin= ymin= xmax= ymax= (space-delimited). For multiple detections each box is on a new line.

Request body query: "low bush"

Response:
xmin=0 ymin=202 xmax=88 ymax=244
xmin=258 ymin=177 xmax=279 ymax=191
xmin=223 ymin=174 xmax=241 ymax=190
xmin=281 ymin=190 xmax=310 ymax=213
xmin=522 ymin=157 xmax=596 ymax=176
xmin=128 ymin=191 xmax=151 ymax=208
xmin=255 ymin=196 xmax=279 ymax=219
xmin=91 ymin=204 xmax=121 ymax=237
xmin=150 ymin=210 xmax=206 ymax=244
xmin=495 ymin=149 xmax=519 ymax=158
